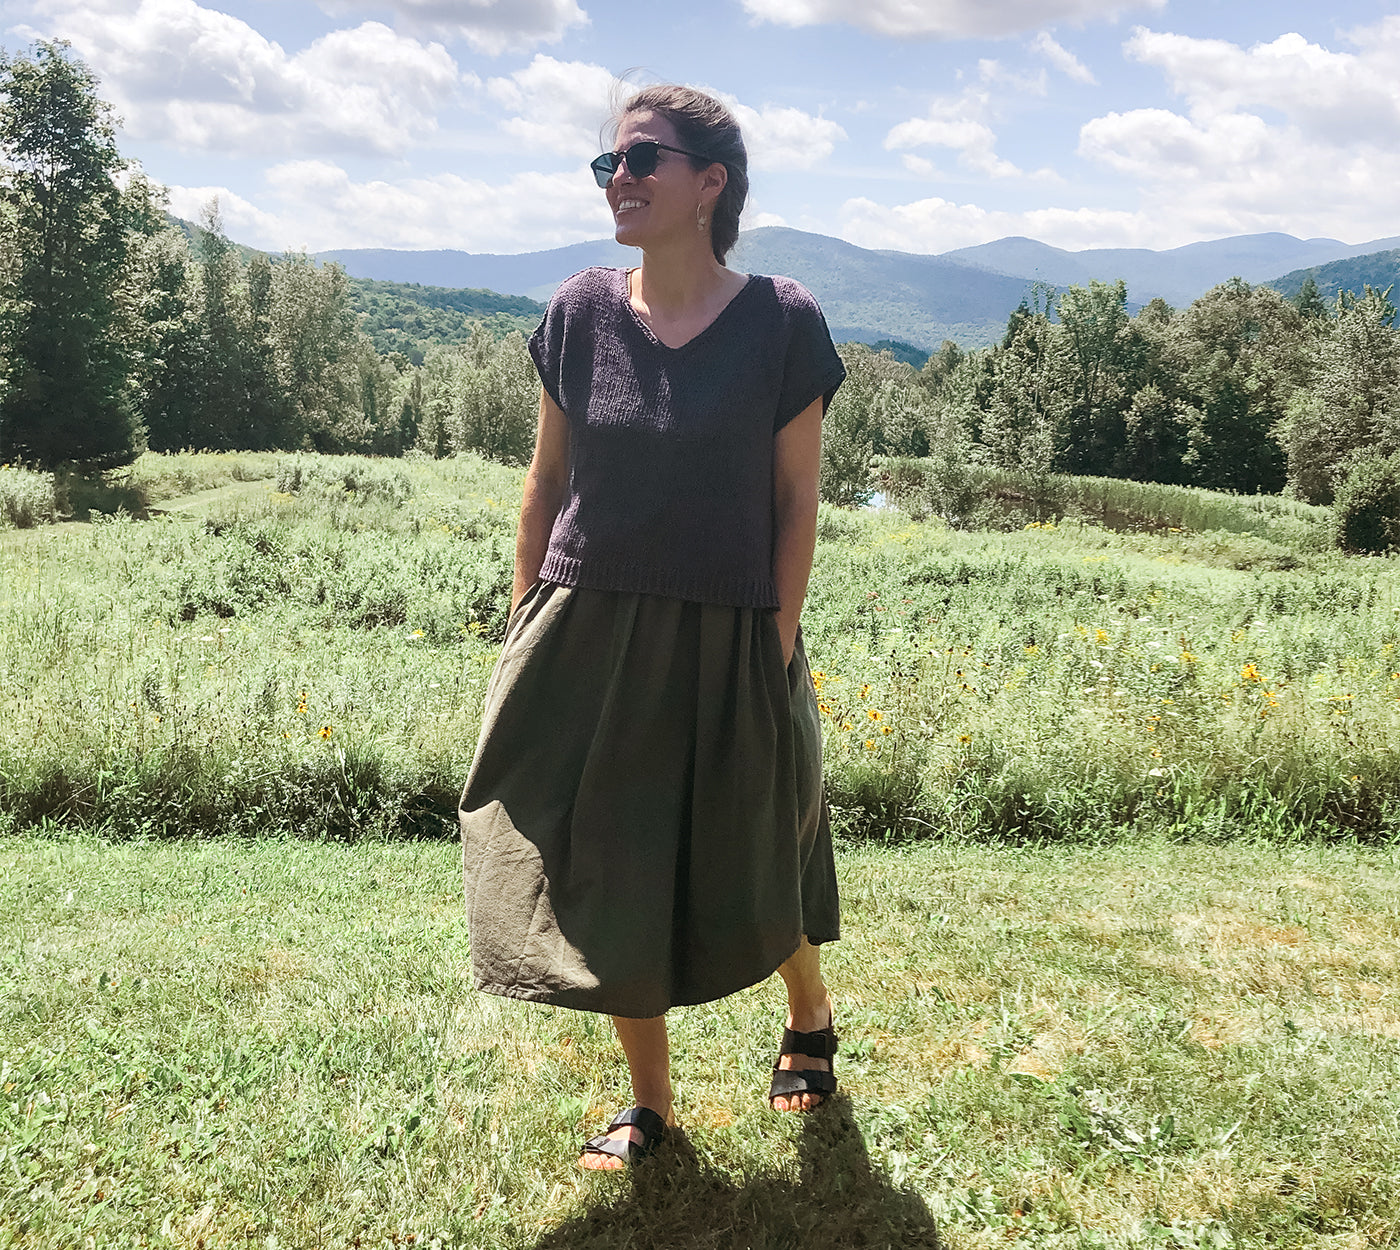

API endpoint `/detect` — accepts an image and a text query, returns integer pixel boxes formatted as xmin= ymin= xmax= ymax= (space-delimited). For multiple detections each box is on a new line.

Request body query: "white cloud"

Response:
xmin=487 ymin=55 xmax=615 ymax=157
xmin=21 ymin=0 xmax=462 ymax=155
xmin=839 ymin=194 xmax=1158 ymax=251
xmin=1125 ymin=23 xmax=1400 ymax=142
xmin=978 ymin=58 xmax=1048 ymax=95
xmin=169 ymin=160 xmax=613 ymax=254
xmin=885 ymin=89 xmax=1050 ymax=180
xmin=739 ymin=0 xmax=1164 ymax=40
xmin=723 ymin=99 xmax=846 ymax=170
xmin=901 ymin=154 xmax=941 ymax=177
xmin=1066 ymin=19 xmax=1400 ymax=243
xmin=1032 ymin=31 xmax=1096 ymax=84
xmin=317 ymin=0 xmax=587 ymax=55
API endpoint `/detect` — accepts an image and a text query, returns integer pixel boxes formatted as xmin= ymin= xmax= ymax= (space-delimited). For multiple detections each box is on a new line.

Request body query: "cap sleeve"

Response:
xmin=527 ymin=291 xmax=566 ymax=411
xmin=773 ymin=283 xmax=846 ymax=433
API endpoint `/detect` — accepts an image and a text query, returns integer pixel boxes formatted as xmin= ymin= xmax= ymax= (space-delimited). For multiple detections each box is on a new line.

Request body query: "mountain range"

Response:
xmin=313 ymin=227 xmax=1400 ymax=350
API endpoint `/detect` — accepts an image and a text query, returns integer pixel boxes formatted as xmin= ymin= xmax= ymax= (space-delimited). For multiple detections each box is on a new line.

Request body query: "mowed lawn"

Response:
xmin=4 ymin=834 xmax=1400 ymax=1248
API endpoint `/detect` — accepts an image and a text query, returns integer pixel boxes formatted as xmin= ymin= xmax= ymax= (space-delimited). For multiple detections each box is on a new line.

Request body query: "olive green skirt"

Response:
xmin=458 ymin=582 xmax=839 ymax=1019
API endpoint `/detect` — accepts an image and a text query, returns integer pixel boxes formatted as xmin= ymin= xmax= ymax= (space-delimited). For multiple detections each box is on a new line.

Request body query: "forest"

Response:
xmin=3 ymin=41 xmax=1400 ymax=554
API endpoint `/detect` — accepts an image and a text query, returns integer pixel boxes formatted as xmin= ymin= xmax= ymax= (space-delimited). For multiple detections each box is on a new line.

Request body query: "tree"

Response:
xmin=0 ymin=41 xmax=150 ymax=467
xmin=1168 ymin=279 xmax=1305 ymax=494
xmin=1283 ymin=287 xmax=1400 ymax=503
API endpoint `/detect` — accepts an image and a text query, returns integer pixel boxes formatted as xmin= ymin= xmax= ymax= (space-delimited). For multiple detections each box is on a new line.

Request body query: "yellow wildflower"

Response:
xmin=319 ymin=724 xmax=333 ymax=740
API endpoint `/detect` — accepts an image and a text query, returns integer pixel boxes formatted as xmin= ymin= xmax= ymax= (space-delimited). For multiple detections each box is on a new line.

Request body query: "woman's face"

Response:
xmin=605 ymin=110 xmax=716 ymax=251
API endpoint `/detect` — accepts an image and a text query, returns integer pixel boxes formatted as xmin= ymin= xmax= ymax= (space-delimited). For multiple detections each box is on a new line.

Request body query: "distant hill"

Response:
xmin=942 ymin=233 xmax=1400 ymax=308
xmin=349 ymin=279 xmax=543 ymax=361
xmin=1266 ymin=248 xmax=1400 ymax=303
xmin=316 ymin=226 xmax=1400 ymax=349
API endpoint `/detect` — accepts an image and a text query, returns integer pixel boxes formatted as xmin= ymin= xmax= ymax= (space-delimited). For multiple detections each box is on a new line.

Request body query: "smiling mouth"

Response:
xmin=615 ymin=199 xmax=647 ymax=212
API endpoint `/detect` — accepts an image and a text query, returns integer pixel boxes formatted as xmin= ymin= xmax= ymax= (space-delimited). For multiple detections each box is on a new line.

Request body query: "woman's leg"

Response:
xmin=579 ymin=1013 xmax=674 ymax=1170
xmin=772 ymin=936 xmax=833 ymax=1112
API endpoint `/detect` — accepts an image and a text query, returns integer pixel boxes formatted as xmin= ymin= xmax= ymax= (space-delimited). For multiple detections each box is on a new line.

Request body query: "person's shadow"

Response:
xmin=528 ymin=1094 xmax=943 ymax=1250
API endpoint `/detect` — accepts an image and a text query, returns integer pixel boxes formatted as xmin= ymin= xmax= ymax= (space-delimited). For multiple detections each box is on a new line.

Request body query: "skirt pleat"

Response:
xmin=459 ymin=582 xmax=839 ymax=1019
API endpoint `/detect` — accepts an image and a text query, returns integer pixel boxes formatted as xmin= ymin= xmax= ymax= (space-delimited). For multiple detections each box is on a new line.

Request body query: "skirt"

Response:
xmin=458 ymin=582 xmax=840 ymax=1019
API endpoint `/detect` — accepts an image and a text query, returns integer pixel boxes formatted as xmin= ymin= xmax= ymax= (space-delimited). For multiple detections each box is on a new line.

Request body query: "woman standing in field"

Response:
xmin=458 ymin=84 xmax=845 ymax=1169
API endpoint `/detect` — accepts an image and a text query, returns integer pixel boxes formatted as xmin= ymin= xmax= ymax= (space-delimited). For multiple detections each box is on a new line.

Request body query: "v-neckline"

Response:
xmin=621 ymin=267 xmax=757 ymax=353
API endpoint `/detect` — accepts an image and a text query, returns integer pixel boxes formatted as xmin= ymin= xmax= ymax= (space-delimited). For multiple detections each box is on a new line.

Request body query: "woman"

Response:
xmin=458 ymin=84 xmax=846 ymax=1170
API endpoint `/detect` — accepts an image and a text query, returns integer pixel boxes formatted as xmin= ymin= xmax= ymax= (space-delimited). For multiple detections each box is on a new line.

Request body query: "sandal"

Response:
xmin=768 ymin=1013 xmax=838 ymax=1109
xmin=579 ymin=1106 xmax=668 ymax=1167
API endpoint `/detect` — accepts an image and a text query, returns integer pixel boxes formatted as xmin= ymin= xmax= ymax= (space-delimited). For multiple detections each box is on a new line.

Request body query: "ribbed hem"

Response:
xmin=540 ymin=550 xmax=779 ymax=610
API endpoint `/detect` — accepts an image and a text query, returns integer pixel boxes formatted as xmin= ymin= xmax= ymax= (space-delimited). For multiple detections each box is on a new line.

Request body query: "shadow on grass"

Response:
xmin=528 ymin=1094 xmax=942 ymax=1250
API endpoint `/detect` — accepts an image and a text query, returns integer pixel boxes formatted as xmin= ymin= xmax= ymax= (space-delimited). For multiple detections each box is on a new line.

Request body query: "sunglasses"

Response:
xmin=591 ymin=141 xmax=713 ymax=188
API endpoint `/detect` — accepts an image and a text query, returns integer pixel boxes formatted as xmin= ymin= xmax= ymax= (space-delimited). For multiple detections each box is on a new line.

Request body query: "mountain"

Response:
xmin=317 ymin=238 xmax=637 ymax=303
xmin=1266 ymin=248 xmax=1400 ymax=303
xmin=321 ymin=227 xmax=1043 ymax=349
xmin=317 ymin=226 xmax=1400 ymax=349
xmin=942 ymin=233 xmax=1400 ymax=308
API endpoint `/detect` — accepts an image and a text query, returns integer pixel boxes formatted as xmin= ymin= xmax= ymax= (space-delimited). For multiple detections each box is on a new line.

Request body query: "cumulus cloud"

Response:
xmin=885 ymin=87 xmax=1051 ymax=180
xmin=739 ymin=0 xmax=1164 ymax=40
xmin=20 ymin=0 xmax=462 ymax=155
xmin=1068 ymin=19 xmax=1400 ymax=243
xmin=167 ymin=160 xmax=614 ymax=253
xmin=722 ymin=98 xmax=846 ymax=171
xmin=317 ymin=0 xmax=587 ymax=55
xmin=487 ymin=55 xmax=615 ymax=156
xmin=1031 ymin=31 xmax=1096 ymax=83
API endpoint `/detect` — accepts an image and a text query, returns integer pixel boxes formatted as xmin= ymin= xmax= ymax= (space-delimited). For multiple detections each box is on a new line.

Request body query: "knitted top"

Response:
xmin=528 ymin=266 xmax=845 ymax=609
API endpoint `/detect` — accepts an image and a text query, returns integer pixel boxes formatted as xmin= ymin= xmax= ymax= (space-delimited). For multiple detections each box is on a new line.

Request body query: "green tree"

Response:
xmin=0 ymin=41 xmax=150 ymax=467
xmin=1169 ymin=279 xmax=1305 ymax=494
xmin=131 ymin=227 xmax=205 ymax=451
xmin=270 ymin=252 xmax=361 ymax=450
xmin=1283 ymin=287 xmax=1400 ymax=503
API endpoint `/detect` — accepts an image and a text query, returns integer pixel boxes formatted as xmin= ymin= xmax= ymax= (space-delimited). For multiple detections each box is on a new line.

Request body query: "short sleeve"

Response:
xmin=527 ymin=291 xmax=566 ymax=411
xmin=773 ymin=282 xmax=846 ymax=434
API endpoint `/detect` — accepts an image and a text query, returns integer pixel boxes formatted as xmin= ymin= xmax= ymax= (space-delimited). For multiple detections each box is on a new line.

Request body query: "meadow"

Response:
xmin=4 ymin=452 xmax=1400 ymax=1246
xmin=4 ymin=451 xmax=1399 ymax=843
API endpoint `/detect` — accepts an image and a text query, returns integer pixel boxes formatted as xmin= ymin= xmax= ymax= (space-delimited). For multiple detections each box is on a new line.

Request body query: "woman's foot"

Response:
xmin=578 ymin=1104 xmax=672 ymax=1170
xmin=769 ymin=996 xmax=837 ymax=1112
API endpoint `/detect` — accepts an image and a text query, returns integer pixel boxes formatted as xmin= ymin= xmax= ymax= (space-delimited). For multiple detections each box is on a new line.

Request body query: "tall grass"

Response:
xmin=3 ymin=451 xmax=1399 ymax=842
xmin=878 ymin=458 xmax=1331 ymax=550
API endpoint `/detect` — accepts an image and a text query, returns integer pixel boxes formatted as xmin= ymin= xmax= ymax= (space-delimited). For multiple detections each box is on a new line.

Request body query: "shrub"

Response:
xmin=0 ymin=464 xmax=58 ymax=528
xmin=1332 ymin=452 xmax=1400 ymax=554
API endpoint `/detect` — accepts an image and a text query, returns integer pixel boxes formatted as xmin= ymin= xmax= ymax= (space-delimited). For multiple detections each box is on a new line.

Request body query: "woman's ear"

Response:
xmin=703 ymin=161 xmax=728 ymax=202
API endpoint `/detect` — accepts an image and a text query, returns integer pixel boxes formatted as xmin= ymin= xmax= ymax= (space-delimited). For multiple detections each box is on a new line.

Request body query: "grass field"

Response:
xmin=5 ymin=452 xmax=1400 ymax=1245
xmin=6 ymin=834 xmax=1400 ymax=1247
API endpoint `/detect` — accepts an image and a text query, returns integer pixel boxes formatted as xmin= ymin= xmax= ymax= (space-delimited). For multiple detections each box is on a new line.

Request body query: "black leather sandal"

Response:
xmin=579 ymin=1106 xmax=668 ymax=1167
xmin=768 ymin=1015 xmax=838 ymax=1108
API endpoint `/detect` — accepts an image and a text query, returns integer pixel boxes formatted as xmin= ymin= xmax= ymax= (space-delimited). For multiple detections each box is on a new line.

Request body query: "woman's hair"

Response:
xmin=614 ymin=84 xmax=749 ymax=266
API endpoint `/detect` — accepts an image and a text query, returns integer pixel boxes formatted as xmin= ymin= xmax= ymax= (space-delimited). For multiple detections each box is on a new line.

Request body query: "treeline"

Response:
xmin=0 ymin=42 xmax=541 ymax=471
xmin=823 ymin=277 xmax=1400 ymax=546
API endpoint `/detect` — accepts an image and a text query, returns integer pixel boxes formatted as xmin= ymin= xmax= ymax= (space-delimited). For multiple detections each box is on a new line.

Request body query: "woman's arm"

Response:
xmin=772 ymin=397 xmax=824 ymax=666
xmin=512 ymin=390 xmax=571 ymax=613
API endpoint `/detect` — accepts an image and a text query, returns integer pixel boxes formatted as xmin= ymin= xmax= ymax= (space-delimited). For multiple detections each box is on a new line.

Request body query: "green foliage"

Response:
xmin=1331 ymin=451 xmax=1400 ymax=554
xmin=0 ymin=40 xmax=153 ymax=469
xmin=0 ymin=463 xmax=58 ymax=527
xmin=348 ymin=278 xmax=542 ymax=362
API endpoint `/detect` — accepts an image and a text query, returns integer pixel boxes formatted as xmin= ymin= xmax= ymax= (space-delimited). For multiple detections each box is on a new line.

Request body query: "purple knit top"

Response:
xmin=528 ymin=267 xmax=845 ymax=609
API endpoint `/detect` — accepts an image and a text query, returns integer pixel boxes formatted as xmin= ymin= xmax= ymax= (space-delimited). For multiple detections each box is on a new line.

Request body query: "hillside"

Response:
xmin=348 ymin=279 xmax=543 ymax=360
xmin=1267 ymin=247 xmax=1400 ymax=303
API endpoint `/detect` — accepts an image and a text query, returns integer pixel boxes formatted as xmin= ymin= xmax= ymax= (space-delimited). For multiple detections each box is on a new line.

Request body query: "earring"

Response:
xmin=697 ymin=203 xmax=708 ymax=233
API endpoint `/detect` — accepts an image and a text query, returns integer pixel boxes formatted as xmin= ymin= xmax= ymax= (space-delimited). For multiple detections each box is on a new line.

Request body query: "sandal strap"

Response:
xmin=768 ymin=1067 xmax=837 ymax=1099
xmin=778 ymin=1025 xmax=839 ymax=1061
xmin=605 ymin=1106 xmax=667 ymax=1139
xmin=579 ymin=1105 xmax=667 ymax=1164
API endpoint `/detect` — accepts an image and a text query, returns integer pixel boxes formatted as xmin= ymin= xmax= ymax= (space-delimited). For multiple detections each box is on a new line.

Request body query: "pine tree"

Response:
xmin=0 ymin=41 xmax=150 ymax=467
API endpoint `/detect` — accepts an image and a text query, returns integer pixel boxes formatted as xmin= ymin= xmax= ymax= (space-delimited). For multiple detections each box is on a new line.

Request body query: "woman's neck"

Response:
xmin=631 ymin=238 xmax=740 ymax=318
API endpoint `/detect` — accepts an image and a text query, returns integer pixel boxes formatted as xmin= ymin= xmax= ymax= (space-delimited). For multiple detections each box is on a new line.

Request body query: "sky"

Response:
xmin=5 ymin=0 xmax=1400 ymax=257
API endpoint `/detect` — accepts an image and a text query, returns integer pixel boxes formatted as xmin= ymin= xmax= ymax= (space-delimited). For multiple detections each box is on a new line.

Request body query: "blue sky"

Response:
xmin=6 ymin=0 xmax=1400 ymax=255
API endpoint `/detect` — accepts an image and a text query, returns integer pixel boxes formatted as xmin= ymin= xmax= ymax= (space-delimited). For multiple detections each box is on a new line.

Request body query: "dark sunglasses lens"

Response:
xmin=591 ymin=153 xmax=618 ymax=188
xmin=623 ymin=142 xmax=660 ymax=177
